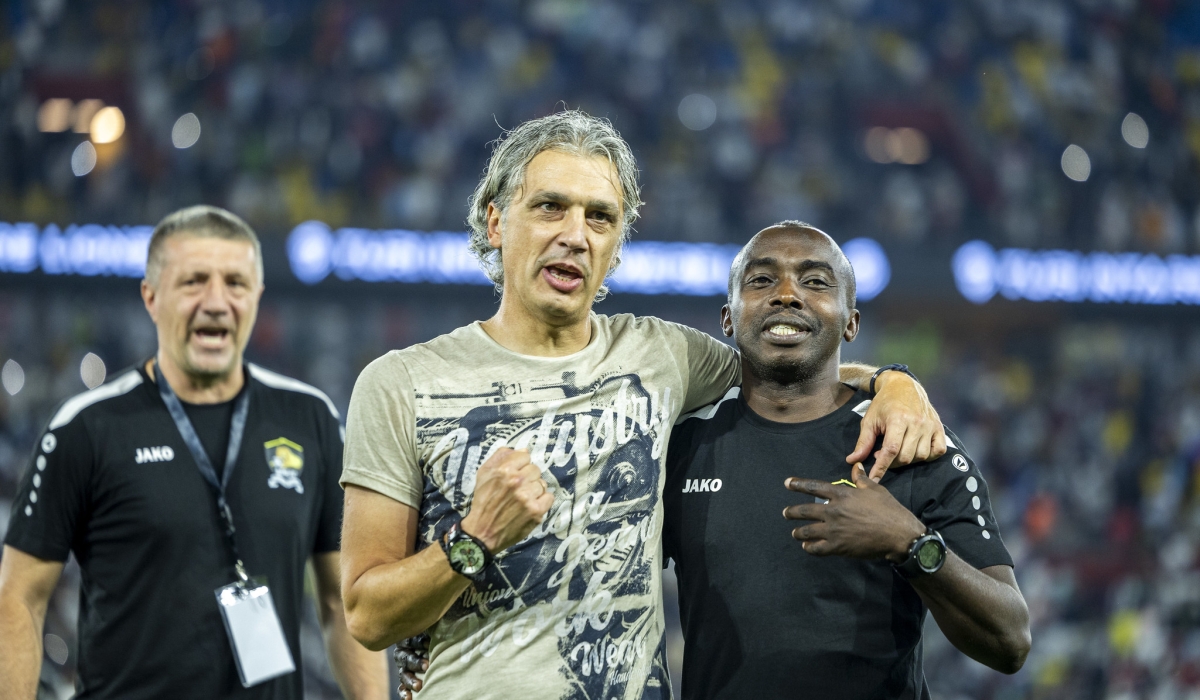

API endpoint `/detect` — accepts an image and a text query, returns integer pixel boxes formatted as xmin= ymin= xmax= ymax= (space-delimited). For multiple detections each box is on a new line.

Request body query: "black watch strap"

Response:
xmin=894 ymin=527 xmax=946 ymax=579
xmin=869 ymin=363 xmax=919 ymax=396
xmin=440 ymin=522 xmax=493 ymax=581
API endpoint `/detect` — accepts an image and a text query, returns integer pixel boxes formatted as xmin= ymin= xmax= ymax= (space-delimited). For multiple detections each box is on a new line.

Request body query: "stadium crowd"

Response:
xmin=1 ymin=291 xmax=1199 ymax=699
xmin=1 ymin=0 xmax=1198 ymax=252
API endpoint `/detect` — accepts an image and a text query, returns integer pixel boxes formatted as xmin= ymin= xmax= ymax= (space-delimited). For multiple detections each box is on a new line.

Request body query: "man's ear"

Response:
xmin=141 ymin=279 xmax=158 ymax=324
xmin=486 ymin=202 xmax=503 ymax=249
xmin=720 ymin=305 xmax=734 ymax=338
xmin=843 ymin=309 xmax=861 ymax=342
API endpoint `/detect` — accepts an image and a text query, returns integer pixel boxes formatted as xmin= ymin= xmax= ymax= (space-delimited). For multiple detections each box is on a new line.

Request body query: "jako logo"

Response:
xmin=682 ymin=478 xmax=722 ymax=493
xmin=135 ymin=446 xmax=175 ymax=464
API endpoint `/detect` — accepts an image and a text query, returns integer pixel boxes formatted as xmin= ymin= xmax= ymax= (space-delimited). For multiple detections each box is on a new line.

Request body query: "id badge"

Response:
xmin=215 ymin=582 xmax=296 ymax=687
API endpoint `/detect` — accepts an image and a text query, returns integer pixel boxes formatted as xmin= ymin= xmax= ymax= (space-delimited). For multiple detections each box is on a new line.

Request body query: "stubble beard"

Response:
xmin=740 ymin=319 xmax=839 ymax=388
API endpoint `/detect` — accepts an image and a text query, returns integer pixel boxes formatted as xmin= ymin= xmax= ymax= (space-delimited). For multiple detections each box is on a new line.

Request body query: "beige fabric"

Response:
xmin=342 ymin=313 xmax=738 ymax=699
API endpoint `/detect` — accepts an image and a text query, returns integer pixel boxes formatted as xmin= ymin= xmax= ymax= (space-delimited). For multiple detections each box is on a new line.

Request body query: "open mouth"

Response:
xmin=761 ymin=316 xmax=813 ymax=343
xmin=191 ymin=327 xmax=232 ymax=350
xmin=541 ymin=263 xmax=585 ymax=293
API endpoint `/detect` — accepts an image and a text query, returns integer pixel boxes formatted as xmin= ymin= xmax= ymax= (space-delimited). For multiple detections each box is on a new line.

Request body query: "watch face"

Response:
xmin=449 ymin=540 xmax=486 ymax=575
xmin=917 ymin=539 xmax=943 ymax=570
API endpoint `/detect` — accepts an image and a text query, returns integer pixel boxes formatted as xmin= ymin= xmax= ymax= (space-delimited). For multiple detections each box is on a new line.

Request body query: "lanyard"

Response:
xmin=154 ymin=361 xmax=253 ymax=586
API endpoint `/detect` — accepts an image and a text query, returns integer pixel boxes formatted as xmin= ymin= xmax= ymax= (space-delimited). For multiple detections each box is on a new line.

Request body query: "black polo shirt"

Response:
xmin=662 ymin=387 xmax=1012 ymax=700
xmin=4 ymin=363 xmax=345 ymax=700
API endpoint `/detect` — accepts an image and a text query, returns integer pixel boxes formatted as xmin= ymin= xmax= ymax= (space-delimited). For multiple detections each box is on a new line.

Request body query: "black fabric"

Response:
xmin=4 ymin=364 xmax=345 ymax=700
xmin=662 ymin=388 xmax=1012 ymax=700
xmin=181 ymin=397 xmax=236 ymax=479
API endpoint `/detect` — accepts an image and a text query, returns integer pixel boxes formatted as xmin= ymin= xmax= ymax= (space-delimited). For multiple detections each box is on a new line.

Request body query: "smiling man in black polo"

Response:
xmin=661 ymin=222 xmax=1031 ymax=699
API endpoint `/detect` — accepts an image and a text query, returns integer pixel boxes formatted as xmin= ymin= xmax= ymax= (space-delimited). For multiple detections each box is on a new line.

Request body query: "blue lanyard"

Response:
xmin=154 ymin=361 xmax=253 ymax=585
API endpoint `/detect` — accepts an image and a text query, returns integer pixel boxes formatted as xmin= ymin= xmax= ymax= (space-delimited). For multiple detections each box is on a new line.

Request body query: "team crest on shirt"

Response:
xmin=264 ymin=437 xmax=304 ymax=494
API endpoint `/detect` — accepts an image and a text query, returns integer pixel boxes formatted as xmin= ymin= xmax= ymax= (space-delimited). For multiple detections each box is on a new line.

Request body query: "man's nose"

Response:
xmin=771 ymin=282 xmax=803 ymax=309
xmin=199 ymin=279 xmax=232 ymax=312
xmin=557 ymin=207 xmax=589 ymax=251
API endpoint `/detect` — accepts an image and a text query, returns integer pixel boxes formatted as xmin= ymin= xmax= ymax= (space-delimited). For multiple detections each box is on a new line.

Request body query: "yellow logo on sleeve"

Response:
xmin=264 ymin=437 xmax=304 ymax=494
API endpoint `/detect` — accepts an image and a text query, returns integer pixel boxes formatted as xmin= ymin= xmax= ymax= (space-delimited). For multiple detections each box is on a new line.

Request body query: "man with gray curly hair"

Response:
xmin=338 ymin=110 xmax=945 ymax=699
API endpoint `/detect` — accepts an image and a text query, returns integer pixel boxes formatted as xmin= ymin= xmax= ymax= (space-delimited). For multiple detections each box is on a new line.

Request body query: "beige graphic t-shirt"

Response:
xmin=342 ymin=313 xmax=739 ymax=699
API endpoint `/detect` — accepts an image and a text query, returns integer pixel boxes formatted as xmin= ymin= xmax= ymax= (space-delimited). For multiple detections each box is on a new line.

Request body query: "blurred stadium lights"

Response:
xmin=71 ymin=142 xmax=97 ymax=177
xmin=1060 ymin=145 xmax=1091 ymax=182
xmin=0 ymin=218 xmax=892 ymax=299
xmin=1 ymin=359 xmax=24 ymax=396
xmin=0 ymin=222 xmax=151 ymax=276
xmin=678 ymin=94 xmax=718 ymax=131
xmin=953 ymin=240 xmax=1200 ymax=305
xmin=80 ymin=353 xmax=106 ymax=389
xmin=36 ymin=99 xmax=73 ymax=133
xmin=1121 ymin=113 xmax=1149 ymax=149
xmin=286 ymin=222 xmax=892 ymax=299
xmin=89 ymin=107 xmax=125 ymax=145
xmin=172 ymin=113 xmax=202 ymax=149
xmin=863 ymin=127 xmax=929 ymax=165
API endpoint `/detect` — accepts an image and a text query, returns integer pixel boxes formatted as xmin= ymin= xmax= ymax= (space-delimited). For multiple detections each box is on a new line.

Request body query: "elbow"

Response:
xmin=344 ymin=607 xmax=392 ymax=652
xmin=341 ymin=589 xmax=392 ymax=652
xmin=993 ymin=626 xmax=1032 ymax=675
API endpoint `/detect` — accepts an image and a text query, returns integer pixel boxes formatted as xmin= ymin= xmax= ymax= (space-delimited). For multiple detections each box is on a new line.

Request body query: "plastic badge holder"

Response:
xmin=215 ymin=582 xmax=296 ymax=687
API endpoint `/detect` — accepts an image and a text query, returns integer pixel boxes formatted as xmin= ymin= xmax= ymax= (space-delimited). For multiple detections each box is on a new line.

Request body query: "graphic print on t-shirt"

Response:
xmin=417 ymin=369 xmax=674 ymax=697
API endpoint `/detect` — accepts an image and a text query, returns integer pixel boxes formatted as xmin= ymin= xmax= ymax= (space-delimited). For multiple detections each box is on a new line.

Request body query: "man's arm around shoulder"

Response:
xmin=0 ymin=545 xmax=65 ymax=699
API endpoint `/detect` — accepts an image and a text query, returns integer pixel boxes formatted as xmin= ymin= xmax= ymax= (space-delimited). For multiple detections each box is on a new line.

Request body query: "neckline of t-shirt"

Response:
xmin=736 ymin=385 xmax=870 ymax=434
xmin=468 ymin=315 xmax=602 ymax=362
xmin=138 ymin=360 xmax=251 ymax=406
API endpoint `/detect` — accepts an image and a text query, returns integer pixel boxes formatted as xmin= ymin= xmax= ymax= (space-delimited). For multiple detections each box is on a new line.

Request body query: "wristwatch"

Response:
xmin=894 ymin=527 xmax=946 ymax=578
xmin=440 ymin=522 xmax=493 ymax=581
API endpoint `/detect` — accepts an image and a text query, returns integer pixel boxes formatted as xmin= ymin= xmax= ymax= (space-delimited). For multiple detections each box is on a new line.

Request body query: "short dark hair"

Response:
xmin=727 ymin=221 xmax=856 ymax=308
xmin=145 ymin=205 xmax=263 ymax=286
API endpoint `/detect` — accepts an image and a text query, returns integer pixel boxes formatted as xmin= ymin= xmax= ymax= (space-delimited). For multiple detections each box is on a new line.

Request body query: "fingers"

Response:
xmin=782 ymin=503 xmax=827 ymax=521
xmin=784 ymin=477 xmax=838 ymax=499
xmin=798 ymin=538 xmax=834 ymax=556
xmin=930 ymin=425 xmax=948 ymax=460
xmin=850 ymin=462 xmax=871 ymax=487
xmin=790 ymin=522 xmax=829 ymax=543
xmin=394 ymin=649 xmax=427 ymax=673
xmin=398 ymin=672 xmax=423 ymax=692
xmin=872 ymin=420 xmax=905 ymax=472
xmin=847 ymin=419 xmax=880 ymax=465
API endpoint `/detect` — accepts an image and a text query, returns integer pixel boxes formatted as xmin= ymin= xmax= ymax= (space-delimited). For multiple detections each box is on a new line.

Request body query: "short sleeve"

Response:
xmin=673 ymin=323 xmax=740 ymax=413
xmin=313 ymin=403 xmax=345 ymax=553
xmin=3 ymin=418 xmax=94 ymax=562
xmin=908 ymin=430 xmax=1013 ymax=571
xmin=340 ymin=353 xmax=422 ymax=509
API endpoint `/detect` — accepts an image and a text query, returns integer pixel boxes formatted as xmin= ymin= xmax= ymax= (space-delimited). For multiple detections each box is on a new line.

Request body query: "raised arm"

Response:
xmin=0 ymin=545 xmax=65 ymax=698
xmin=340 ymin=448 xmax=553 ymax=650
xmin=839 ymin=363 xmax=946 ymax=480
xmin=783 ymin=464 xmax=1030 ymax=673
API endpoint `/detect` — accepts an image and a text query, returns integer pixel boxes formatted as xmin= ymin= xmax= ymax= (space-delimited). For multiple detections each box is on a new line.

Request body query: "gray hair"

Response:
xmin=466 ymin=110 xmax=643 ymax=300
xmin=145 ymin=205 xmax=263 ymax=287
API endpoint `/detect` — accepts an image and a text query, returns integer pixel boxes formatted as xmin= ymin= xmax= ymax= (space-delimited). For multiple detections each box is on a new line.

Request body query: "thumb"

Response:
xmin=851 ymin=462 xmax=871 ymax=487
xmin=847 ymin=419 xmax=879 ymax=465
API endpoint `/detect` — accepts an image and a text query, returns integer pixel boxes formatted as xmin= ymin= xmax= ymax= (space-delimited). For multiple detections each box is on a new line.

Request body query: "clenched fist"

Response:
xmin=460 ymin=448 xmax=554 ymax=554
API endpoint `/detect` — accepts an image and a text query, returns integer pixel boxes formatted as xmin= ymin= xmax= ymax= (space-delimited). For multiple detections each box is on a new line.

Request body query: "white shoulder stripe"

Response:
xmin=49 ymin=370 xmax=144 ymax=430
xmin=676 ymin=386 xmax=740 ymax=424
xmin=248 ymin=364 xmax=340 ymax=419
xmin=852 ymin=400 xmax=872 ymax=417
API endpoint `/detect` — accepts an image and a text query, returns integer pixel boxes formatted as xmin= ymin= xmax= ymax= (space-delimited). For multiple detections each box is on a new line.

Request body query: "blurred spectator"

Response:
xmin=2 ymin=0 xmax=1199 ymax=253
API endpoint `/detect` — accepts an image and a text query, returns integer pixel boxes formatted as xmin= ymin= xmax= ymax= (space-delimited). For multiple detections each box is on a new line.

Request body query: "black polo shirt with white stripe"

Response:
xmin=4 ymin=363 xmax=344 ymax=700
xmin=662 ymin=386 xmax=1012 ymax=700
